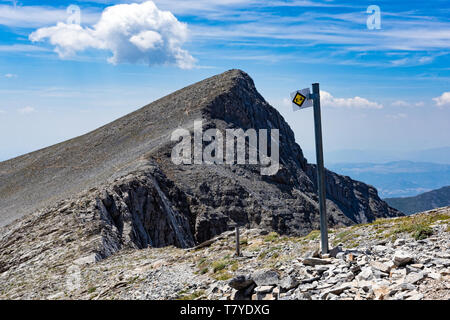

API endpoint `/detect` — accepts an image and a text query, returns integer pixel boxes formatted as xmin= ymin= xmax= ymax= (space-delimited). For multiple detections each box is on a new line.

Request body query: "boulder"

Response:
xmin=356 ymin=267 xmax=374 ymax=281
xmin=431 ymin=258 xmax=450 ymax=267
xmin=303 ymin=248 xmax=320 ymax=258
xmin=301 ymin=257 xmax=332 ymax=266
xmin=251 ymin=269 xmax=279 ymax=286
xmin=370 ymin=261 xmax=392 ymax=274
xmin=279 ymin=275 xmax=299 ymax=291
xmin=228 ymin=274 xmax=254 ymax=290
xmin=405 ymin=272 xmax=426 ymax=285
xmin=322 ymin=283 xmax=352 ymax=298
xmin=427 ymin=272 xmax=441 ymax=280
xmin=405 ymin=291 xmax=424 ymax=300
xmin=254 ymin=286 xmax=274 ymax=294
xmin=393 ymin=251 xmax=414 ymax=267
xmin=373 ymin=245 xmax=388 ymax=254
xmin=329 ymin=246 xmax=343 ymax=258
xmin=231 ymin=289 xmax=250 ymax=300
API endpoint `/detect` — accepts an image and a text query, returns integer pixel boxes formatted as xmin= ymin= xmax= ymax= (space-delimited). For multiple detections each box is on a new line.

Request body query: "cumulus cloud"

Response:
xmin=29 ymin=1 xmax=195 ymax=69
xmin=391 ymin=100 xmax=424 ymax=107
xmin=386 ymin=113 xmax=407 ymax=120
xmin=17 ymin=106 xmax=35 ymax=115
xmin=433 ymin=92 xmax=450 ymax=108
xmin=391 ymin=100 xmax=409 ymax=107
xmin=320 ymin=90 xmax=383 ymax=109
xmin=4 ymin=73 xmax=17 ymax=78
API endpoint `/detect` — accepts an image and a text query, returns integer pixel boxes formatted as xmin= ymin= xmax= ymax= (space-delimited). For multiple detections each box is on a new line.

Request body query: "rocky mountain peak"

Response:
xmin=0 ymin=70 xmax=401 ymax=266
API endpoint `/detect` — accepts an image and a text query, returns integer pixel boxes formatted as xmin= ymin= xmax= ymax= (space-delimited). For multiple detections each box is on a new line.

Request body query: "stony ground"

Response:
xmin=0 ymin=206 xmax=449 ymax=300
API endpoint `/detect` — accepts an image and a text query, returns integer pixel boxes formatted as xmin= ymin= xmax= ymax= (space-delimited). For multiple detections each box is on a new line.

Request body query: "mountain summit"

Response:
xmin=0 ymin=70 xmax=401 ymax=260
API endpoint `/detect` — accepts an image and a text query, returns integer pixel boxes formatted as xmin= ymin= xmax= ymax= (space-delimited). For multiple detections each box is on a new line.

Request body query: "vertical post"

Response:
xmin=312 ymin=83 xmax=329 ymax=254
xmin=235 ymin=226 xmax=241 ymax=257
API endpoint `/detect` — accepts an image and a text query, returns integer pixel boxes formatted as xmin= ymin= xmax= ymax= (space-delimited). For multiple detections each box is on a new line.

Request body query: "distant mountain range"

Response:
xmin=384 ymin=186 xmax=450 ymax=215
xmin=316 ymin=147 xmax=450 ymax=164
xmin=327 ymin=161 xmax=450 ymax=198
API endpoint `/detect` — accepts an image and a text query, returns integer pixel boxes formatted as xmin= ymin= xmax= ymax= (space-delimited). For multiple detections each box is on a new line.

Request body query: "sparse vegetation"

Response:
xmin=230 ymin=261 xmax=239 ymax=272
xmin=264 ymin=232 xmax=279 ymax=242
xmin=197 ymin=257 xmax=207 ymax=266
xmin=212 ymin=260 xmax=229 ymax=273
xmin=212 ymin=271 xmax=233 ymax=281
xmin=177 ymin=290 xmax=205 ymax=300
xmin=363 ymin=210 xmax=450 ymax=241
xmin=304 ymin=230 xmax=320 ymax=241
xmin=333 ymin=229 xmax=357 ymax=246
xmin=412 ymin=225 xmax=433 ymax=240
xmin=258 ymin=250 xmax=268 ymax=260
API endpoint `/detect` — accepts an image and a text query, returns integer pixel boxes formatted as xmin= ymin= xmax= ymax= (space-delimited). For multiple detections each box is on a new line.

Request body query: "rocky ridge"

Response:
xmin=0 ymin=70 xmax=400 ymax=251
xmin=1 ymin=206 xmax=448 ymax=300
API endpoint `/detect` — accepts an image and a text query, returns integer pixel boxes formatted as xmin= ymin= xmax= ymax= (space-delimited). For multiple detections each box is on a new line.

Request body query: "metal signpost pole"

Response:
xmin=235 ymin=226 xmax=241 ymax=257
xmin=311 ymin=83 xmax=329 ymax=254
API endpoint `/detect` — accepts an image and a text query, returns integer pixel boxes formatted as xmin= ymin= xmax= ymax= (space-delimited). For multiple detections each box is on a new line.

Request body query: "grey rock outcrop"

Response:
xmin=228 ymin=275 xmax=254 ymax=291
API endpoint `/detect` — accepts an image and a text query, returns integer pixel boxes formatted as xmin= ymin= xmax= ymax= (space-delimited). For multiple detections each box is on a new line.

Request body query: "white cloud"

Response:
xmin=4 ymin=73 xmax=17 ymax=78
xmin=281 ymin=97 xmax=291 ymax=107
xmin=29 ymin=1 xmax=195 ymax=69
xmin=391 ymin=100 xmax=408 ymax=107
xmin=433 ymin=92 xmax=450 ymax=108
xmin=418 ymin=56 xmax=434 ymax=64
xmin=386 ymin=113 xmax=407 ymax=119
xmin=391 ymin=100 xmax=425 ymax=107
xmin=279 ymin=91 xmax=383 ymax=110
xmin=320 ymin=90 xmax=383 ymax=109
xmin=17 ymin=106 xmax=35 ymax=115
xmin=0 ymin=4 xmax=100 ymax=28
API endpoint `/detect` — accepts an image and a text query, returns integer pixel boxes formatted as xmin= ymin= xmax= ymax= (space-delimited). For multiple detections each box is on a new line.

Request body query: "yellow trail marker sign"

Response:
xmin=293 ymin=92 xmax=306 ymax=107
xmin=290 ymin=88 xmax=313 ymax=111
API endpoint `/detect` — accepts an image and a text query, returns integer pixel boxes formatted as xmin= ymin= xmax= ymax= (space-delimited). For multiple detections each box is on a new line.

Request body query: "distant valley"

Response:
xmin=327 ymin=161 xmax=450 ymax=198
xmin=384 ymin=186 xmax=450 ymax=215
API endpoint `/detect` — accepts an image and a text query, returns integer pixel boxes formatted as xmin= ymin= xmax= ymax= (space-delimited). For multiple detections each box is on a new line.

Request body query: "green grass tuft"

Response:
xmin=264 ymin=232 xmax=279 ymax=242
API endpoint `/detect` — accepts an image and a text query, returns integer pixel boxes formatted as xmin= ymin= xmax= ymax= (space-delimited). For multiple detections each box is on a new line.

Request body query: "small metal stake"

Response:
xmin=235 ymin=226 xmax=241 ymax=257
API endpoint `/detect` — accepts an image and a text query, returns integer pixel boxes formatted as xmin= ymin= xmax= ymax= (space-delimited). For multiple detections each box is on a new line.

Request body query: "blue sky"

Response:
xmin=0 ymin=0 xmax=449 ymax=162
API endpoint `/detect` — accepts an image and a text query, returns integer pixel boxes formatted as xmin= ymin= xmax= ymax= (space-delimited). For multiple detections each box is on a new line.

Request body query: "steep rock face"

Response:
xmin=0 ymin=162 xmax=195 ymax=277
xmin=0 ymin=69 xmax=402 ymax=264
xmin=307 ymin=166 xmax=396 ymax=224
xmin=96 ymin=166 xmax=195 ymax=252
